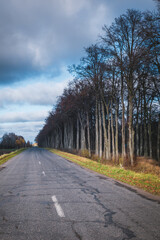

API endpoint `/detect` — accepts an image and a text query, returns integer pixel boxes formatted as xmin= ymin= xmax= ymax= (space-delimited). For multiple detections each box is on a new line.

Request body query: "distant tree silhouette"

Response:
xmin=0 ymin=133 xmax=30 ymax=149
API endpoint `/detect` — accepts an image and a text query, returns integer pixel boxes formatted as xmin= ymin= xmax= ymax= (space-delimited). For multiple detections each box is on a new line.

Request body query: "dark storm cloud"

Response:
xmin=0 ymin=0 xmax=155 ymax=85
xmin=0 ymin=0 xmax=110 ymax=84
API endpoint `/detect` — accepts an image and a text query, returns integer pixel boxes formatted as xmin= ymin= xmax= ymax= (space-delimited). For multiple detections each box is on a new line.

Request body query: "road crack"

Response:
xmin=80 ymin=185 xmax=136 ymax=239
xmin=71 ymin=221 xmax=83 ymax=240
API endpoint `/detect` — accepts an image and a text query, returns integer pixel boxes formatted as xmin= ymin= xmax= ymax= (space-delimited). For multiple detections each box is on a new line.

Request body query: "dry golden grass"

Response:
xmin=133 ymin=157 xmax=160 ymax=177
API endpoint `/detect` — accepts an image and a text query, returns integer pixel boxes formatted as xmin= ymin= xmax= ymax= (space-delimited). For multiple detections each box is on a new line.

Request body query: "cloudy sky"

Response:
xmin=0 ymin=0 xmax=156 ymax=143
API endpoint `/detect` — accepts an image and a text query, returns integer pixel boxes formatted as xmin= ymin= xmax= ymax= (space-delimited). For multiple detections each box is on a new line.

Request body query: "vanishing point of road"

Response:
xmin=0 ymin=148 xmax=160 ymax=240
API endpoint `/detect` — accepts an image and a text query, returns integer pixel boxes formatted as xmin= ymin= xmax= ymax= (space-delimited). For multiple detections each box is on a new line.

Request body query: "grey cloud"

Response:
xmin=0 ymin=0 xmax=111 ymax=84
xmin=0 ymin=79 xmax=68 ymax=106
xmin=0 ymin=111 xmax=47 ymax=123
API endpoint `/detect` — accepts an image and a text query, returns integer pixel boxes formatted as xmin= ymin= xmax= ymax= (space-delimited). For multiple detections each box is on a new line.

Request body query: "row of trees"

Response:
xmin=36 ymin=8 xmax=160 ymax=165
xmin=0 ymin=133 xmax=32 ymax=149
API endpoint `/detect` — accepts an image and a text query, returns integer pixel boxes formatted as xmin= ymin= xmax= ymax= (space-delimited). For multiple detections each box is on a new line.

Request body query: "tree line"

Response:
xmin=0 ymin=133 xmax=32 ymax=149
xmin=36 ymin=8 xmax=160 ymax=165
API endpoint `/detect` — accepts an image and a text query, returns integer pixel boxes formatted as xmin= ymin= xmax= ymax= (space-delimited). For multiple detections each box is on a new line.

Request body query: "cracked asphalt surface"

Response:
xmin=0 ymin=147 xmax=160 ymax=240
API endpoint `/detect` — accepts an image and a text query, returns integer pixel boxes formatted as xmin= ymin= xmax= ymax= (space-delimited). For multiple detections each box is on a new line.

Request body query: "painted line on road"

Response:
xmin=39 ymin=161 xmax=41 ymax=165
xmin=51 ymin=195 xmax=65 ymax=218
xmin=42 ymin=171 xmax=46 ymax=176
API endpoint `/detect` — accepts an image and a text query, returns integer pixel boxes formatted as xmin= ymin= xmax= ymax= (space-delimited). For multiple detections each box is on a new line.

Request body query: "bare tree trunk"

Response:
xmin=44 ymin=138 xmax=47 ymax=148
xmin=136 ymin=121 xmax=139 ymax=156
xmin=157 ymin=114 xmax=160 ymax=162
xmin=111 ymin=100 xmax=115 ymax=161
xmin=128 ymin=94 xmax=134 ymax=166
xmin=102 ymin=101 xmax=108 ymax=159
xmin=86 ymin=111 xmax=91 ymax=157
xmin=64 ymin=122 xmax=68 ymax=149
xmin=76 ymin=116 xmax=79 ymax=152
xmin=81 ymin=125 xmax=86 ymax=150
xmin=78 ymin=112 xmax=86 ymax=150
xmin=148 ymin=123 xmax=152 ymax=158
xmin=115 ymin=103 xmax=119 ymax=163
xmin=144 ymin=93 xmax=148 ymax=157
xmin=55 ymin=129 xmax=58 ymax=149
xmin=144 ymin=119 xmax=148 ymax=157
xmin=59 ymin=128 xmax=63 ymax=149
xmin=136 ymin=99 xmax=140 ymax=156
xmin=102 ymin=99 xmax=111 ymax=160
xmin=68 ymin=120 xmax=73 ymax=149
xmin=140 ymin=123 xmax=143 ymax=156
xmin=136 ymin=92 xmax=141 ymax=157
xmin=50 ymin=134 xmax=54 ymax=148
xmin=132 ymin=128 xmax=135 ymax=160
xmin=95 ymin=98 xmax=99 ymax=156
xmin=121 ymin=90 xmax=126 ymax=164
xmin=47 ymin=136 xmax=49 ymax=148
xmin=98 ymin=101 xmax=102 ymax=158
xmin=126 ymin=95 xmax=129 ymax=156
xmin=106 ymin=105 xmax=111 ymax=160
xmin=148 ymin=105 xmax=152 ymax=158
xmin=140 ymin=95 xmax=143 ymax=156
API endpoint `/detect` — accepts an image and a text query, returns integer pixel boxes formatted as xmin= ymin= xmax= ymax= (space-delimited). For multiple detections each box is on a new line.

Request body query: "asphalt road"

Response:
xmin=0 ymin=148 xmax=160 ymax=240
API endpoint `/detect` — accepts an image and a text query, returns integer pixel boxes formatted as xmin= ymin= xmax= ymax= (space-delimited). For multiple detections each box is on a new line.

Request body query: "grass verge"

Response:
xmin=0 ymin=148 xmax=26 ymax=166
xmin=48 ymin=149 xmax=160 ymax=196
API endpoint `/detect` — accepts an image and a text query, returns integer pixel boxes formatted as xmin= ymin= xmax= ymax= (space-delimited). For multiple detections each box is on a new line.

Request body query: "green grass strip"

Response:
xmin=0 ymin=148 xmax=26 ymax=166
xmin=48 ymin=149 xmax=160 ymax=196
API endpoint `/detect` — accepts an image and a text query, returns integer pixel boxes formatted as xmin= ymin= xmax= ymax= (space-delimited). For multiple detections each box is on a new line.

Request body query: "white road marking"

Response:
xmin=39 ymin=161 xmax=41 ymax=165
xmin=51 ymin=195 xmax=65 ymax=218
xmin=42 ymin=171 xmax=46 ymax=176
